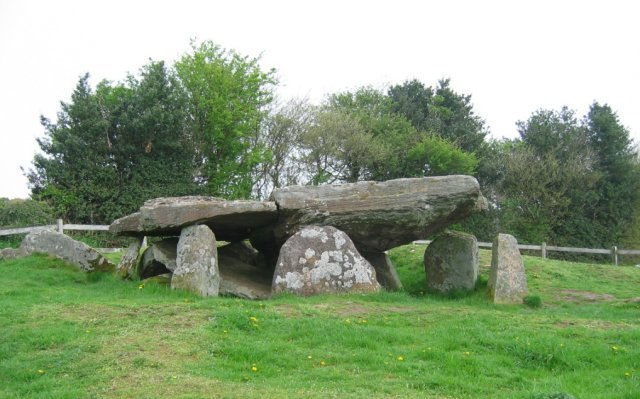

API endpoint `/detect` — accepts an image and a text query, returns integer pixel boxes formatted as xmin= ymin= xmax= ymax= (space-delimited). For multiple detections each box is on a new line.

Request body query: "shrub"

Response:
xmin=524 ymin=295 xmax=543 ymax=308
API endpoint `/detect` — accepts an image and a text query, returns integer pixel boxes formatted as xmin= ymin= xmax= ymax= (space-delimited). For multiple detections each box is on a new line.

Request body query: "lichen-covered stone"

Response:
xmin=20 ymin=229 xmax=114 ymax=272
xmin=424 ymin=231 xmax=479 ymax=294
xmin=109 ymin=197 xmax=277 ymax=241
xmin=115 ymin=237 xmax=144 ymax=279
xmin=252 ymin=175 xmax=486 ymax=256
xmin=171 ymin=225 xmax=219 ymax=297
xmin=272 ymin=225 xmax=380 ymax=296
xmin=488 ymin=233 xmax=528 ymax=304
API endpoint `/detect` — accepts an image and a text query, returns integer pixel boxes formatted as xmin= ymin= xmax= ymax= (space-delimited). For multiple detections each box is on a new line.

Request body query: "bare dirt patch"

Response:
xmin=557 ymin=289 xmax=615 ymax=303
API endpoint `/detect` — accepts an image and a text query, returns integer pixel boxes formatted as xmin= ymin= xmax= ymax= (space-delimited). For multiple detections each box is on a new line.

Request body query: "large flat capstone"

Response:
xmin=253 ymin=175 xmax=486 ymax=253
xmin=110 ymin=197 xmax=278 ymax=241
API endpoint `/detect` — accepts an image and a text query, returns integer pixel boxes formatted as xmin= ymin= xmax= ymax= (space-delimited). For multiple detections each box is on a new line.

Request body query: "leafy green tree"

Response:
xmin=388 ymin=79 xmax=488 ymax=154
xmin=175 ymin=40 xmax=277 ymax=199
xmin=585 ymin=102 xmax=640 ymax=246
xmin=29 ymin=74 xmax=117 ymax=222
xmin=28 ymin=62 xmax=198 ymax=223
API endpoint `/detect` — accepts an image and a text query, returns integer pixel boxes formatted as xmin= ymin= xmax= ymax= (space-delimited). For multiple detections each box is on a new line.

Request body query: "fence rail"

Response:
xmin=413 ymin=240 xmax=638 ymax=266
xmin=0 ymin=219 xmax=109 ymax=237
xmin=1 ymin=221 xmax=638 ymax=265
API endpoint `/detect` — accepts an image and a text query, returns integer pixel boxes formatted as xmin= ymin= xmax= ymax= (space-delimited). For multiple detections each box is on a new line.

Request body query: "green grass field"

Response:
xmin=1 ymin=244 xmax=638 ymax=398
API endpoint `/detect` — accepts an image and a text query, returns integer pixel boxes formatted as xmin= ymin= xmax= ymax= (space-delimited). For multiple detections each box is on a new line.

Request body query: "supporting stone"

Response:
xmin=360 ymin=250 xmax=403 ymax=291
xmin=115 ymin=237 xmax=144 ymax=279
xmin=423 ymin=231 xmax=479 ymax=294
xmin=488 ymin=233 xmax=528 ymax=304
xmin=272 ymin=226 xmax=380 ymax=296
xmin=172 ymin=225 xmax=220 ymax=297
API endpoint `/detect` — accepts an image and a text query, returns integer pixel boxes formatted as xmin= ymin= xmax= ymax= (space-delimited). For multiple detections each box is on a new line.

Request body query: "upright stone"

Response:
xmin=139 ymin=237 xmax=179 ymax=279
xmin=172 ymin=225 xmax=219 ymax=297
xmin=360 ymin=250 xmax=403 ymax=291
xmin=488 ymin=233 xmax=528 ymax=304
xmin=424 ymin=231 xmax=479 ymax=294
xmin=20 ymin=229 xmax=114 ymax=272
xmin=115 ymin=237 xmax=144 ymax=279
xmin=272 ymin=226 xmax=380 ymax=296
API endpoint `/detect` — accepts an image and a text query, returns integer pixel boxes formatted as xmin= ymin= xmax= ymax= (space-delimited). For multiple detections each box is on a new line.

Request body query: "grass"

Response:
xmin=1 ymin=246 xmax=639 ymax=398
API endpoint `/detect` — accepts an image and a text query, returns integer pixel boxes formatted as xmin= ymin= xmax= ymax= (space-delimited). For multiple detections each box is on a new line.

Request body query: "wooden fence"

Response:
xmin=0 ymin=219 xmax=120 ymax=253
xmin=412 ymin=240 xmax=640 ymax=266
xmin=2 ymin=220 xmax=639 ymax=264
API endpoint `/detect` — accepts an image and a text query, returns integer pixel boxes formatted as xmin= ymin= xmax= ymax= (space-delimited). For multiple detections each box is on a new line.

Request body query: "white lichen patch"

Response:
xmin=300 ymin=226 xmax=329 ymax=243
xmin=333 ymin=230 xmax=346 ymax=249
xmin=275 ymin=271 xmax=305 ymax=290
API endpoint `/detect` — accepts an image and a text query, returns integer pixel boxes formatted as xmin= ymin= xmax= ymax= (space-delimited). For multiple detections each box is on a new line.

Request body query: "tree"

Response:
xmin=253 ymin=98 xmax=314 ymax=198
xmin=28 ymin=62 xmax=198 ymax=223
xmin=175 ymin=40 xmax=277 ymax=199
xmin=585 ymin=102 xmax=640 ymax=246
xmin=388 ymin=79 xmax=488 ymax=154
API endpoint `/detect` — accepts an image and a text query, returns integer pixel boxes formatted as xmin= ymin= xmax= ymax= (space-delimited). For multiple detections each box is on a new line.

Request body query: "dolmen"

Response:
xmin=109 ymin=175 xmax=487 ymax=299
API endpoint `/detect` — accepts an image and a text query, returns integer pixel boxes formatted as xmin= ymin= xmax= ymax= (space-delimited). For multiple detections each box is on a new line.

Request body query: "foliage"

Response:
xmin=388 ymin=78 xmax=488 ymax=154
xmin=0 ymin=198 xmax=54 ymax=228
xmin=175 ymin=40 xmax=277 ymax=199
xmin=253 ymin=98 xmax=314 ymax=199
xmin=28 ymin=41 xmax=277 ymax=222
xmin=1 ymin=250 xmax=639 ymax=398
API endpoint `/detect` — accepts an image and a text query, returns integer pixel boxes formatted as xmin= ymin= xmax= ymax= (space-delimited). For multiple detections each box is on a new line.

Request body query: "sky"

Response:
xmin=1 ymin=0 xmax=638 ymax=199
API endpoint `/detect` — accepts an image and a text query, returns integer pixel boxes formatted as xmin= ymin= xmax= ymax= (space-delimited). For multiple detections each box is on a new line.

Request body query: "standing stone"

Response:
xmin=115 ymin=237 xmax=144 ymax=279
xmin=360 ymin=250 xmax=403 ymax=291
xmin=139 ymin=237 xmax=179 ymax=280
xmin=424 ymin=231 xmax=479 ymax=294
xmin=272 ymin=225 xmax=380 ymax=296
xmin=20 ymin=229 xmax=114 ymax=272
xmin=172 ymin=225 xmax=219 ymax=297
xmin=488 ymin=233 xmax=528 ymax=304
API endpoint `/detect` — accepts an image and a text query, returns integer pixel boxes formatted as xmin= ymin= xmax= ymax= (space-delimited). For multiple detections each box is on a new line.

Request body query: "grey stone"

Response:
xmin=272 ymin=225 xmax=380 ymax=296
xmin=424 ymin=231 xmax=479 ymax=294
xmin=115 ymin=237 xmax=144 ymax=279
xmin=488 ymin=234 xmax=529 ymax=304
xmin=218 ymin=241 xmax=267 ymax=270
xmin=218 ymin=255 xmax=272 ymax=300
xmin=253 ymin=175 xmax=486 ymax=254
xmin=172 ymin=225 xmax=219 ymax=297
xmin=19 ymin=229 xmax=114 ymax=272
xmin=139 ymin=238 xmax=178 ymax=279
xmin=110 ymin=197 xmax=277 ymax=242
xmin=0 ymin=247 xmax=28 ymax=260
xmin=360 ymin=250 xmax=403 ymax=291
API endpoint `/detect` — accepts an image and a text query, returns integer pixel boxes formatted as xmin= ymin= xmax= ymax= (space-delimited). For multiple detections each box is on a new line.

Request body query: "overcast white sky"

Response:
xmin=1 ymin=0 xmax=638 ymax=199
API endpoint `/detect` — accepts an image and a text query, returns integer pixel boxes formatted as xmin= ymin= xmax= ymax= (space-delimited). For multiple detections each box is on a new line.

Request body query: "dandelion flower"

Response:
xmin=397 ymin=356 xmax=404 ymax=361
xmin=251 ymin=366 xmax=258 ymax=372
xmin=138 ymin=284 xmax=144 ymax=289
xmin=249 ymin=316 xmax=258 ymax=322
xmin=307 ymin=355 xmax=312 ymax=359
xmin=320 ymin=361 xmax=326 ymax=366
xmin=612 ymin=345 xmax=619 ymax=351
xmin=37 ymin=370 xmax=45 ymax=374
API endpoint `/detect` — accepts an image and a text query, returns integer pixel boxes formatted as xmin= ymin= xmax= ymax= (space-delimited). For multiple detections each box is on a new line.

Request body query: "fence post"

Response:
xmin=612 ymin=246 xmax=618 ymax=266
xmin=541 ymin=242 xmax=547 ymax=259
xmin=57 ymin=219 xmax=64 ymax=234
